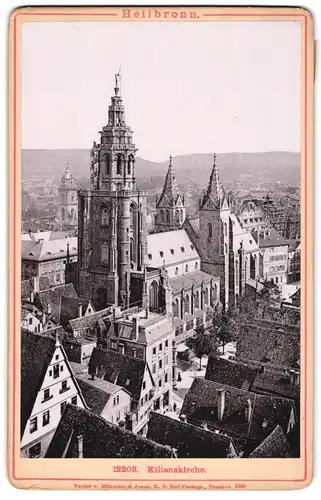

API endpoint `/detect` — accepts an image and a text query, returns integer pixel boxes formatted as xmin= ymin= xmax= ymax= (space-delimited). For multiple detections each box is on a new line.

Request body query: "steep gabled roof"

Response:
xmin=181 ymin=378 xmax=295 ymax=449
xmin=45 ymin=405 xmax=173 ymax=458
xmin=205 ymin=357 xmax=258 ymax=390
xmin=21 ymin=331 xmax=57 ymax=437
xmin=147 ymin=229 xmax=199 ymax=268
xmin=236 ymin=324 xmax=300 ymax=370
xmin=249 ymin=425 xmax=292 ymax=458
xmin=60 ymin=296 xmax=94 ymax=330
xmin=147 ymin=412 xmax=237 ymax=458
xmin=89 ymin=348 xmax=150 ymax=402
xmin=21 ymin=276 xmax=51 ymax=300
xmin=33 ymin=283 xmax=78 ymax=324
xmin=76 ymin=374 xmax=125 ymax=415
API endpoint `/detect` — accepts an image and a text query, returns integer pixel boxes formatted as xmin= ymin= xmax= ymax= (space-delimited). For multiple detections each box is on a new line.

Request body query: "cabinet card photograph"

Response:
xmin=8 ymin=5 xmax=314 ymax=491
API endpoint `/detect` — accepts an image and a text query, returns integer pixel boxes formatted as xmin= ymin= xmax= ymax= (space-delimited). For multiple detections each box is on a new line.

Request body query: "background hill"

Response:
xmin=22 ymin=149 xmax=300 ymax=192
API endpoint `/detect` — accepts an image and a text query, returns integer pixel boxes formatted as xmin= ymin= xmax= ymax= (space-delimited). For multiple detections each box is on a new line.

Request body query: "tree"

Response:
xmin=211 ymin=305 xmax=240 ymax=353
xmin=186 ymin=325 xmax=219 ymax=370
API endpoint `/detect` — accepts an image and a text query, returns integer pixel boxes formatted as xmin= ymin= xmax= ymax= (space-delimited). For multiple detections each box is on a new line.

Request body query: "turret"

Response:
xmin=155 ymin=155 xmax=186 ymax=232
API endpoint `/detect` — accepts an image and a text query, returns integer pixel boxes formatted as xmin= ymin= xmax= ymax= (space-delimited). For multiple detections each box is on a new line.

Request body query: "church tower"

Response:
xmin=78 ymin=72 xmax=147 ymax=310
xmin=58 ymin=163 xmax=78 ymax=228
xmin=198 ymin=153 xmax=230 ymax=307
xmin=155 ymin=155 xmax=186 ymax=232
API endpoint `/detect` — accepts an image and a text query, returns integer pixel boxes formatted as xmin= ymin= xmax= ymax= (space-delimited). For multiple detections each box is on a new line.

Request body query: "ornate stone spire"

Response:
xmin=157 ymin=155 xmax=181 ymax=207
xmin=203 ymin=153 xmax=224 ymax=207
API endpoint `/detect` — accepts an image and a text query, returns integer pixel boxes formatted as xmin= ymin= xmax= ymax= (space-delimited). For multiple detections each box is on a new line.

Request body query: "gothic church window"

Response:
xmin=224 ymin=223 xmax=227 ymax=236
xmin=173 ymin=299 xmax=179 ymax=318
xmin=185 ymin=264 xmax=189 ymax=273
xmin=176 ymin=210 xmax=179 ymax=223
xmin=149 ymin=281 xmax=159 ymax=312
xmin=214 ymin=284 xmax=218 ymax=300
xmin=195 ymin=290 xmax=200 ymax=309
xmin=101 ymin=208 xmax=108 ymax=226
xmin=204 ymin=288 xmax=209 ymax=305
xmin=195 ymin=262 xmax=198 ymax=270
xmin=180 ymin=210 xmax=183 ymax=222
xmin=160 ymin=210 xmax=164 ymax=223
xmin=101 ymin=242 xmax=109 ymax=266
xmin=184 ymin=295 xmax=190 ymax=314
xmin=166 ymin=210 xmax=170 ymax=223
xmin=208 ymin=223 xmax=212 ymax=239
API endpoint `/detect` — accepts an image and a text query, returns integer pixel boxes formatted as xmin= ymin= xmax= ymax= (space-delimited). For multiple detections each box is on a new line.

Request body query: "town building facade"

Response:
xmin=21 ymin=231 xmax=77 ymax=286
xmin=21 ymin=331 xmax=87 ymax=458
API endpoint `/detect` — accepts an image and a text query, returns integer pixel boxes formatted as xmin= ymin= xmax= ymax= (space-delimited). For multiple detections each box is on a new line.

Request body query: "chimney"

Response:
xmin=217 ymin=388 xmax=225 ymax=421
xmin=289 ymin=369 xmax=295 ymax=385
xmin=201 ymin=421 xmax=208 ymax=431
xmin=31 ymin=276 xmax=40 ymax=293
xmin=132 ymin=317 xmax=139 ymax=340
xmin=245 ymin=398 xmax=252 ymax=423
xmin=71 ymin=427 xmax=83 ymax=458
xmin=78 ymin=303 xmax=83 ymax=318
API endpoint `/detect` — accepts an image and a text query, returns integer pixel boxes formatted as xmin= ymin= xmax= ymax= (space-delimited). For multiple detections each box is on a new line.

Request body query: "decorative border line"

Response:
xmin=11 ymin=9 xmax=309 ymax=484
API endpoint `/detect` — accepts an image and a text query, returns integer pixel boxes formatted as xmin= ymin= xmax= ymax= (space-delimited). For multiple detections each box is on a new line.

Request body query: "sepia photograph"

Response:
xmin=19 ymin=14 xmax=302 ymax=464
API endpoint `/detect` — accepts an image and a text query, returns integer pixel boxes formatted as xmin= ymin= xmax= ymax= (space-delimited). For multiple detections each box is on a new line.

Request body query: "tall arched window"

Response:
xmin=184 ymin=295 xmax=190 ymax=314
xmin=195 ymin=290 xmax=200 ymax=309
xmin=176 ymin=210 xmax=179 ymax=223
xmin=214 ymin=284 xmax=218 ymax=300
xmin=224 ymin=223 xmax=227 ymax=236
xmin=236 ymin=260 xmax=239 ymax=286
xmin=166 ymin=210 xmax=170 ymax=223
xmin=101 ymin=242 xmax=109 ymax=266
xmin=160 ymin=210 xmax=164 ymax=223
xmin=185 ymin=264 xmax=189 ymax=273
xmin=208 ymin=223 xmax=212 ymax=239
xmin=173 ymin=298 xmax=179 ymax=318
xmin=61 ymin=208 xmax=65 ymax=221
xmin=106 ymin=155 xmax=111 ymax=175
xmin=195 ymin=262 xmax=198 ymax=270
xmin=116 ymin=155 xmax=123 ymax=175
xmin=204 ymin=288 xmax=209 ymax=305
xmin=175 ymin=267 xmax=179 ymax=276
xmin=149 ymin=281 xmax=158 ymax=312
xmin=224 ymin=243 xmax=228 ymax=254
xmin=128 ymin=155 xmax=133 ymax=175
xmin=180 ymin=209 xmax=183 ymax=222
xmin=101 ymin=208 xmax=108 ymax=226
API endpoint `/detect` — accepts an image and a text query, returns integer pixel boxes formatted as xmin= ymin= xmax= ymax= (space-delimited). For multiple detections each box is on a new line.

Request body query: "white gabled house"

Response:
xmin=20 ymin=330 xmax=88 ymax=458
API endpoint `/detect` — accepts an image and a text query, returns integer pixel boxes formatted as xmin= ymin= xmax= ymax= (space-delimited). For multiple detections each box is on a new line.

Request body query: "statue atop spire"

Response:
xmin=114 ymin=66 xmax=122 ymax=96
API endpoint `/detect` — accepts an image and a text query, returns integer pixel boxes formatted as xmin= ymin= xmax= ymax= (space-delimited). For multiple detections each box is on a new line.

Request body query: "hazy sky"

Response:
xmin=22 ymin=21 xmax=301 ymax=161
